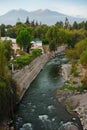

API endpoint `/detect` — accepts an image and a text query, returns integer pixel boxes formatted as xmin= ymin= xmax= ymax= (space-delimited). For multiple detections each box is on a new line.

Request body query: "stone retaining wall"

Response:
xmin=13 ymin=53 xmax=50 ymax=99
xmin=12 ymin=45 xmax=66 ymax=99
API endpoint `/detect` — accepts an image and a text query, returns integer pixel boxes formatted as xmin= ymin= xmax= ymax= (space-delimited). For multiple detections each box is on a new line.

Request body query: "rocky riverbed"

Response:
xmin=59 ymin=63 xmax=87 ymax=130
xmin=72 ymin=93 xmax=87 ymax=130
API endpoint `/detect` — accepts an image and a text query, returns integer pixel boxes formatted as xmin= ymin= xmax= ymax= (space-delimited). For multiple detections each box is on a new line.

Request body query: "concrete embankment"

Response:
xmin=13 ymin=53 xmax=50 ymax=99
xmin=13 ymin=45 xmax=66 ymax=99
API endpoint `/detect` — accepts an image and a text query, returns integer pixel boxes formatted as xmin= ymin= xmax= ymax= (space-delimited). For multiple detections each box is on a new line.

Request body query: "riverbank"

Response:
xmin=56 ymin=89 xmax=87 ymax=130
xmin=12 ymin=53 xmax=51 ymax=99
xmin=12 ymin=45 xmax=66 ymax=100
xmin=14 ymin=54 xmax=81 ymax=130
xmin=0 ymin=46 xmax=66 ymax=130
xmin=71 ymin=92 xmax=87 ymax=129
xmin=0 ymin=53 xmax=51 ymax=130
xmin=57 ymin=62 xmax=87 ymax=130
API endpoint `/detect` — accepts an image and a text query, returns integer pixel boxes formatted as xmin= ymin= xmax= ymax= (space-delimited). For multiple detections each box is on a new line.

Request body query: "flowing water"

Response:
xmin=14 ymin=56 xmax=83 ymax=130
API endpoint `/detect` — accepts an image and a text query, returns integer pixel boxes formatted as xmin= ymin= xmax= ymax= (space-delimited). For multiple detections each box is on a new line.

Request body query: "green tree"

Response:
xmin=73 ymin=21 xmax=78 ymax=29
xmin=46 ymin=26 xmax=54 ymax=42
xmin=34 ymin=26 xmax=42 ymax=38
xmin=66 ymin=38 xmax=87 ymax=60
xmin=6 ymin=27 xmax=16 ymax=38
xmin=25 ymin=17 xmax=30 ymax=25
xmin=0 ymin=40 xmax=13 ymax=61
xmin=55 ymin=21 xmax=63 ymax=28
xmin=0 ymin=73 xmax=18 ymax=121
xmin=85 ymin=21 xmax=87 ymax=30
xmin=52 ymin=26 xmax=59 ymax=44
xmin=80 ymin=51 xmax=87 ymax=66
xmin=0 ymin=24 xmax=6 ymax=37
xmin=49 ymin=40 xmax=57 ymax=51
xmin=46 ymin=26 xmax=59 ymax=44
xmin=57 ymin=29 xmax=68 ymax=45
xmin=78 ymin=21 xmax=85 ymax=29
xmin=0 ymin=42 xmax=7 ymax=77
xmin=4 ymin=40 xmax=13 ymax=61
xmin=31 ymin=20 xmax=35 ymax=28
xmin=0 ymin=41 xmax=18 ymax=121
xmin=41 ymin=25 xmax=49 ymax=39
xmin=64 ymin=17 xmax=70 ymax=29
xmin=16 ymin=27 xmax=32 ymax=52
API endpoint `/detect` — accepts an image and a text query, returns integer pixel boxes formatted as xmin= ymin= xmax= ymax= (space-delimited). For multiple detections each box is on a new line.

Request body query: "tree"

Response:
xmin=55 ymin=21 xmax=63 ymax=28
xmin=40 ymin=25 xmax=49 ymax=39
xmin=31 ymin=20 xmax=35 ymax=28
xmin=69 ymin=30 xmax=85 ymax=48
xmin=0 ymin=40 xmax=13 ymax=76
xmin=34 ymin=26 xmax=42 ymax=38
xmin=85 ymin=21 xmax=87 ymax=30
xmin=46 ymin=26 xmax=54 ymax=42
xmin=16 ymin=27 xmax=32 ymax=52
xmin=80 ymin=51 xmax=87 ymax=66
xmin=42 ymin=39 xmax=49 ymax=45
xmin=35 ymin=21 xmax=39 ymax=26
xmin=75 ymin=38 xmax=87 ymax=58
xmin=52 ymin=26 xmax=59 ymax=44
xmin=6 ymin=27 xmax=17 ymax=38
xmin=73 ymin=21 xmax=78 ymax=29
xmin=49 ymin=40 xmax=57 ymax=51
xmin=25 ymin=17 xmax=30 ymax=25
xmin=78 ymin=21 xmax=85 ymax=29
xmin=64 ymin=17 xmax=70 ymax=29
xmin=0 ymin=40 xmax=18 ymax=121
xmin=57 ymin=29 xmax=68 ymax=45
xmin=0 ymin=42 xmax=7 ymax=77
xmin=66 ymin=38 xmax=87 ymax=60
xmin=4 ymin=40 xmax=13 ymax=61
xmin=0 ymin=24 xmax=6 ymax=37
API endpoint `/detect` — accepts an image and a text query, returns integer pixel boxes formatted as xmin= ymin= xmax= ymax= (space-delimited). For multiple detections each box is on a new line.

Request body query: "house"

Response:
xmin=1 ymin=37 xmax=16 ymax=43
xmin=1 ymin=37 xmax=20 ymax=55
xmin=30 ymin=38 xmax=44 ymax=53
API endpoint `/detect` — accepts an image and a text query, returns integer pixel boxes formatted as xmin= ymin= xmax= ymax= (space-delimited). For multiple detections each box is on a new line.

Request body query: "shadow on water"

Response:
xmin=14 ymin=56 xmax=83 ymax=130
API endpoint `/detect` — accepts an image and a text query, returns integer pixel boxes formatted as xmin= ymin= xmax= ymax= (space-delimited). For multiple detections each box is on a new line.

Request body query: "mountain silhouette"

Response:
xmin=0 ymin=9 xmax=86 ymax=25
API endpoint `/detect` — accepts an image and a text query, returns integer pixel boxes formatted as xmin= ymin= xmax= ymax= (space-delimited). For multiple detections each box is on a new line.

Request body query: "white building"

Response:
xmin=30 ymin=39 xmax=44 ymax=53
xmin=1 ymin=37 xmax=16 ymax=43
xmin=1 ymin=37 xmax=20 ymax=54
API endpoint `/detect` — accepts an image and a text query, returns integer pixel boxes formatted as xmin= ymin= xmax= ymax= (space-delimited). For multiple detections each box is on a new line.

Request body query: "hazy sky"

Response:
xmin=0 ymin=0 xmax=87 ymax=17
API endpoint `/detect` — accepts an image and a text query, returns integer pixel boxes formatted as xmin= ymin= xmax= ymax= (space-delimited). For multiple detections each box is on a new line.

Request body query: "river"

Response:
xmin=14 ymin=56 xmax=83 ymax=130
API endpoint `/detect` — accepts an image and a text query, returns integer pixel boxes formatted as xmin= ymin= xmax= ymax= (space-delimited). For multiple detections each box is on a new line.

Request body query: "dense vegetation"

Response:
xmin=16 ymin=26 xmax=32 ymax=52
xmin=0 ymin=17 xmax=87 ymax=122
xmin=14 ymin=49 xmax=42 ymax=69
xmin=1 ymin=18 xmax=87 ymax=51
xmin=0 ymin=40 xmax=18 ymax=122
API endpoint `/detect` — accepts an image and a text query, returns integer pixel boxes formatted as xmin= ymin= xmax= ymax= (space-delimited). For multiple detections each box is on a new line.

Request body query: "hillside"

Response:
xmin=0 ymin=9 xmax=87 ymax=25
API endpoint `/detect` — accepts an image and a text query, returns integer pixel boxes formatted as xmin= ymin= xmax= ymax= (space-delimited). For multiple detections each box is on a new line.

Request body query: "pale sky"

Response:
xmin=0 ymin=0 xmax=87 ymax=17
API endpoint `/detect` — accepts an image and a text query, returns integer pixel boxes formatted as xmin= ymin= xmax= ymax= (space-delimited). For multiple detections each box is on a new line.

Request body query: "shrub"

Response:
xmin=14 ymin=49 xmax=42 ymax=69
xmin=70 ymin=65 xmax=78 ymax=76
xmin=18 ymin=50 xmax=28 ymax=56
xmin=0 ymin=76 xmax=18 ymax=121
xmin=80 ymin=51 xmax=87 ymax=66
xmin=32 ymin=49 xmax=42 ymax=56
xmin=81 ymin=76 xmax=87 ymax=86
xmin=61 ymin=83 xmax=87 ymax=93
xmin=65 ymin=49 xmax=78 ymax=59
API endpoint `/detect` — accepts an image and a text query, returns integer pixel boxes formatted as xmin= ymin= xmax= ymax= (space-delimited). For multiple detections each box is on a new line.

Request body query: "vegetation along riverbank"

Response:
xmin=0 ymin=17 xmax=87 ymax=129
xmin=56 ymin=39 xmax=87 ymax=130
